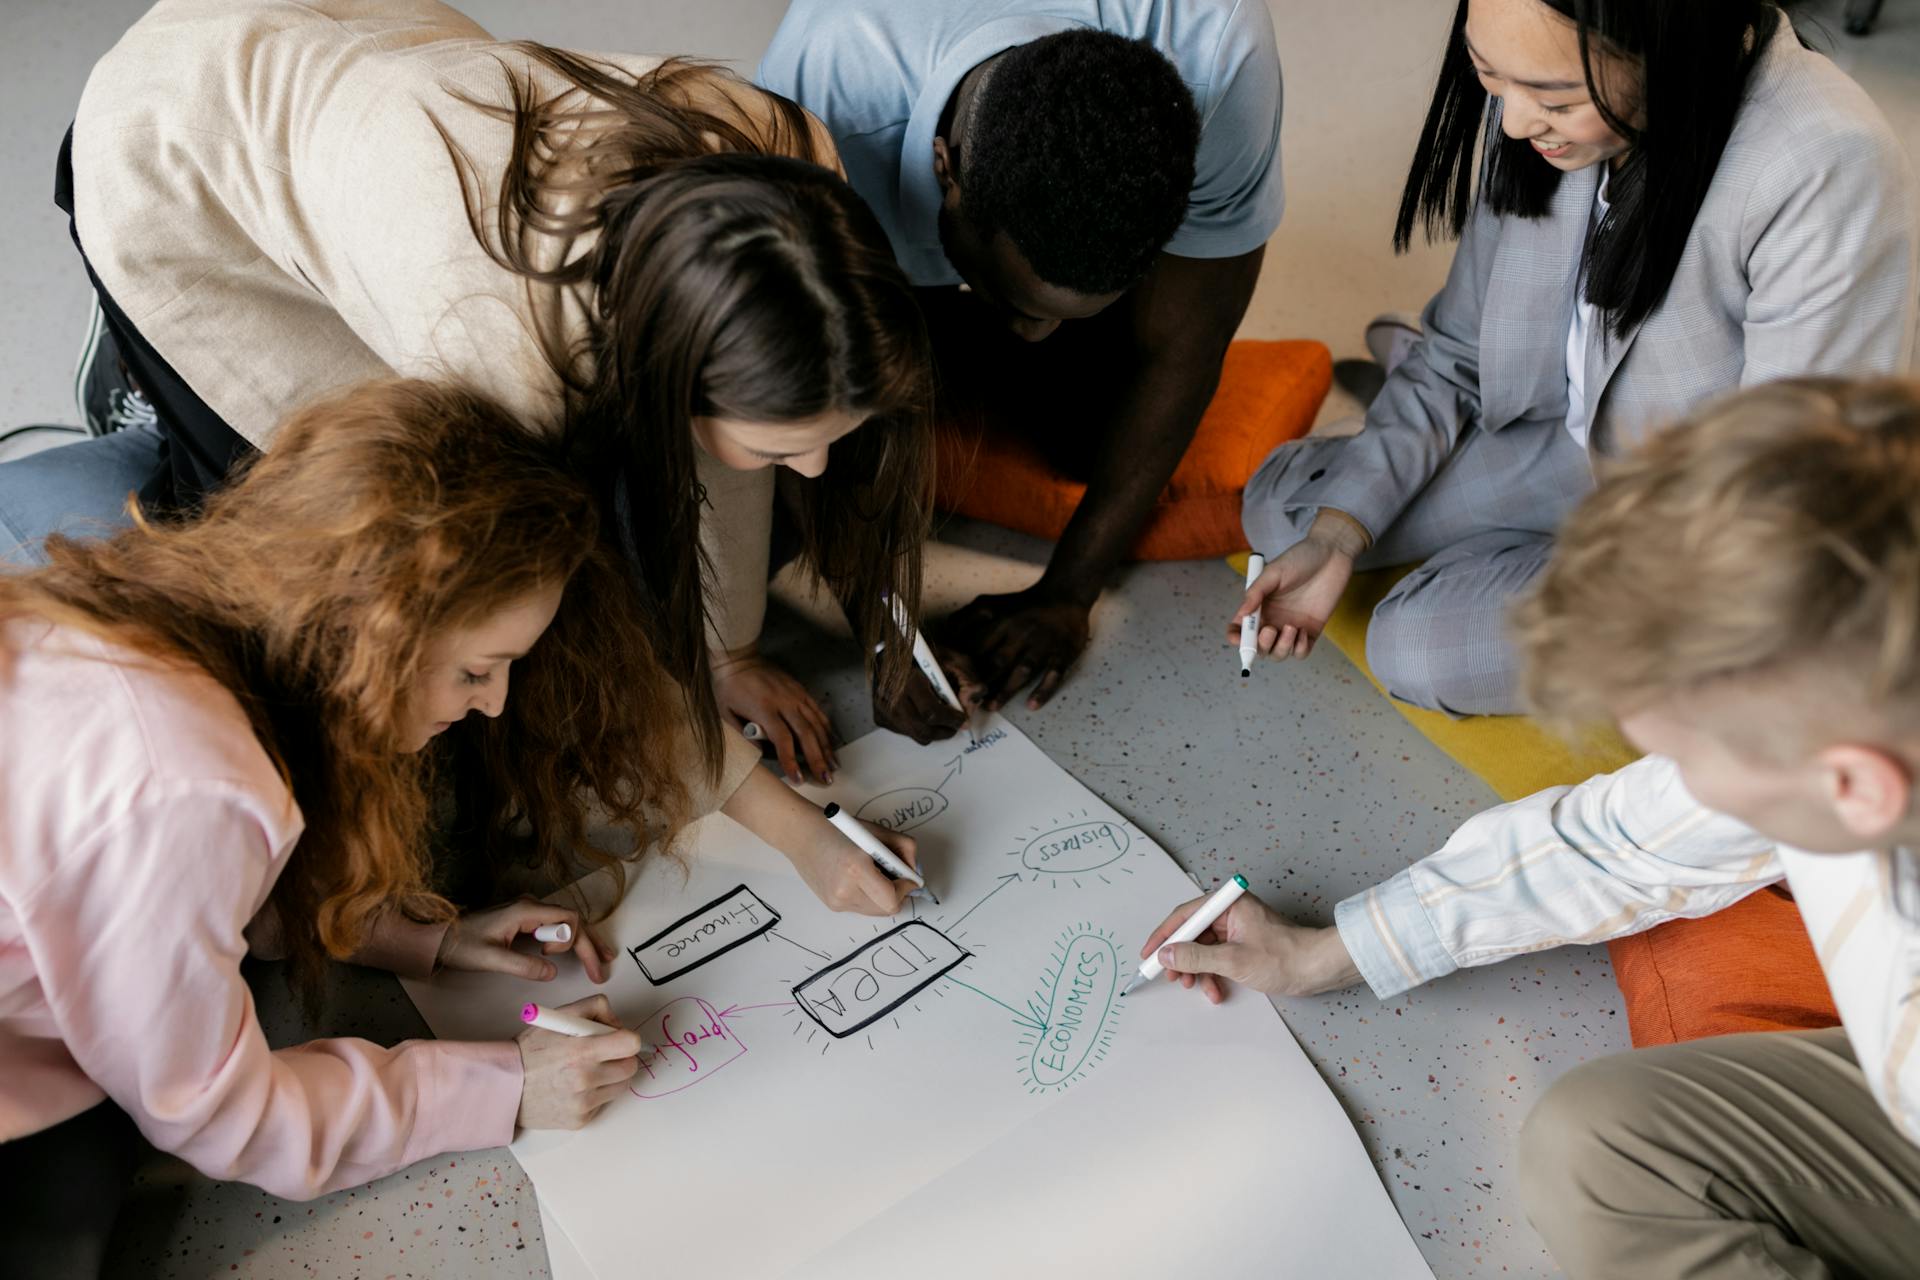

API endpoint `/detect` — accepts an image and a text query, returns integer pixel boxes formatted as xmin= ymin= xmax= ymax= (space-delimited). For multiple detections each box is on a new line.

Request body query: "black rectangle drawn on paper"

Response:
xmin=791 ymin=921 xmax=970 ymax=1039
xmin=628 ymin=885 xmax=780 ymax=985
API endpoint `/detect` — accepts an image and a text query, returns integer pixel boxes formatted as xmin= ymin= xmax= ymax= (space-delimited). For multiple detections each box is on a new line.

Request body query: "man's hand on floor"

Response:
xmin=936 ymin=586 xmax=1092 ymax=711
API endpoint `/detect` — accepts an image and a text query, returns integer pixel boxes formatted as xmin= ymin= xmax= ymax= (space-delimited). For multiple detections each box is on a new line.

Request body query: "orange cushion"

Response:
xmin=933 ymin=339 xmax=1332 ymax=561
xmin=1606 ymin=886 xmax=1840 ymax=1048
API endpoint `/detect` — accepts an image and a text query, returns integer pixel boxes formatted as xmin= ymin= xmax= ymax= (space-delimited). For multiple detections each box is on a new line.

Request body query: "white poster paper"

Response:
xmin=403 ymin=716 xmax=1432 ymax=1279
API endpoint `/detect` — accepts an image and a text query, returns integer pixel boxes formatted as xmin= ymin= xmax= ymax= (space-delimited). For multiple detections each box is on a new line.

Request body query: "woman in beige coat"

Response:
xmin=4 ymin=0 xmax=966 ymax=791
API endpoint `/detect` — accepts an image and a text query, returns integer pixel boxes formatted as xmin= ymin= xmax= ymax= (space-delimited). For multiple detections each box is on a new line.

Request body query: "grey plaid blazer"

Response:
xmin=1294 ymin=13 xmax=1919 ymax=541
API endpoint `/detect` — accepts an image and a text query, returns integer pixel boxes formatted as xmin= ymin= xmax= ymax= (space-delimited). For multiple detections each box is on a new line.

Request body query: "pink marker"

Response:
xmin=520 ymin=1002 xmax=655 ymax=1056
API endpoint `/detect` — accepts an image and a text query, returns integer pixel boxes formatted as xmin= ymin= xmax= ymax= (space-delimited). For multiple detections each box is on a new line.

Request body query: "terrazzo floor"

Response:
xmin=95 ymin=520 xmax=1617 ymax=1280
xmin=3 ymin=0 xmax=1916 ymax=1277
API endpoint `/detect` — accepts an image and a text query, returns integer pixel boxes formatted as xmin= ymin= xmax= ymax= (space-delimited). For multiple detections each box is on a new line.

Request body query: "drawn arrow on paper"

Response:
xmin=941 ymin=974 xmax=1048 ymax=1034
xmin=716 ymin=1000 xmax=794 ymax=1021
xmin=766 ymin=929 xmax=830 ymax=961
xmin=947 ymin=872 xmax=1024 ymax=932
xmin=936 ymin=752 xmax=963 ymax=793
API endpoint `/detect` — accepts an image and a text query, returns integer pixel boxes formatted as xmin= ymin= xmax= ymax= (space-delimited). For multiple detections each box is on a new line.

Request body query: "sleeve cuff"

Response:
xmin=410 ymin=1040 xmax=523 ymax=1160
xmin=1334 ymin=869 xmax=1457 ymax=999
xmin=1282 ymin=474 xmax=1392 ymax=548
xmin=1161 ymin=218 xmax=1281 ymax=261
xmin=350 ymin=916 xmax=452 ymax=982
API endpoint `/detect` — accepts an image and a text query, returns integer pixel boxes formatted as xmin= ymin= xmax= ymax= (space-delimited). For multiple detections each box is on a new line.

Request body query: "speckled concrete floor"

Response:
xmin=94 ymin=519 xmax=1617 ymax=1280
xmin=3 ymin=1 xmax=1916 ymax=1277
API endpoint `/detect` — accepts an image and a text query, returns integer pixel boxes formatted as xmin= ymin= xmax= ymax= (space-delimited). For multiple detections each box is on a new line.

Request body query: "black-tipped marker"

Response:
xmin=1237 ymin=553 xmax=1266 ymax=677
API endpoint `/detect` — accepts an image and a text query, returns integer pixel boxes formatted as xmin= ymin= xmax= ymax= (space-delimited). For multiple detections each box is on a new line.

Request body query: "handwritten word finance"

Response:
xmin=793 ymin=922 xmax=970 ymax=1038
xmin=629 ymin=885 xmax=779 ymax=985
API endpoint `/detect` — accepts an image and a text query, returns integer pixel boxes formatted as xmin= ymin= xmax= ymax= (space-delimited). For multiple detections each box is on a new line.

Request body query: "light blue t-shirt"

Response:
xmin=757 ymin=0 xmax=1285 ymax=286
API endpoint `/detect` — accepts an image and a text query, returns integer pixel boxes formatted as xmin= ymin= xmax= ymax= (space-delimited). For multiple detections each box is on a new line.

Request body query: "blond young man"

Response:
xmin=1149 ymin=377 xmax=1920 ymax=1278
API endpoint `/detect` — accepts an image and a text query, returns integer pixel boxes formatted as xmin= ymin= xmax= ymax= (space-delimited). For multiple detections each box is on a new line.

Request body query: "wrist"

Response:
xmin=1295 ymin=925 xmax=1363 ymax=995
xmin=1032 ymin=570 xmax=1103 ymax=610
xmin=711 ymin=643 xmax=761 ymax=675
xmin=1308 ymin=509 xmax=1370 ymax=560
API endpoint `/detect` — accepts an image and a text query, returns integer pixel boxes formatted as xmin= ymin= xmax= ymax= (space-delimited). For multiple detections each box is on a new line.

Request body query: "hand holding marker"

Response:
xmin=742 ymin=600 xmax=960 ymax=745
xmin=1238 ymin=553 xmax=1267 ymax=677
xmin=823 ymin=801 xmax=935 ymax=902
xmin=890 ymin=595 xmax=966 ymax=714
xmin=521 ymin=1002 xmax=655 ymax=1057
xmin=1123 ymin=874 xmax=1249 ymax=995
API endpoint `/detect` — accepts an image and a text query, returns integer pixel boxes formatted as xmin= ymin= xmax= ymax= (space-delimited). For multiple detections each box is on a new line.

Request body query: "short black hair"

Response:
xmin=1395 ymin=0 xmax=1779 ymax=337
xmin=955 ymin=30 xmax=1200 ymax=296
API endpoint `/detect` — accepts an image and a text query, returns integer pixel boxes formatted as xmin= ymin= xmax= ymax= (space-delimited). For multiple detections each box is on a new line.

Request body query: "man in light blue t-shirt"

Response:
xmin=759 ymin=0 xmax=1284 ymax=721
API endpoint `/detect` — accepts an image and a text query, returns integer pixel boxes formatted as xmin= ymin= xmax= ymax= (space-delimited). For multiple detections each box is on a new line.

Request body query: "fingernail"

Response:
xmin=1158 ymin=947 xmax=1176 ymax=966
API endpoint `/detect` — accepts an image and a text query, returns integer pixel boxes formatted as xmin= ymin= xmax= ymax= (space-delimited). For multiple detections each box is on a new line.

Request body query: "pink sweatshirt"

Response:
xmin=0 ymin=620 xmax=521 ymax=1197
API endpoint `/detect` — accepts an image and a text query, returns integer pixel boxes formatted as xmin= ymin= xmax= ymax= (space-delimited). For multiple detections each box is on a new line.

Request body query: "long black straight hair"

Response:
xmin=1394 ymin=0 xmax=1782 ymax=337
xmin=438 ymin=49 xmax=934 ymax=780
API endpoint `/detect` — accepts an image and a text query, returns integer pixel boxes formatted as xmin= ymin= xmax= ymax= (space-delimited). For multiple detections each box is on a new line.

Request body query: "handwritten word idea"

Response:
xmin=629 ymin=885 xmax=779 ymax=985
xmin=1020 ymin=925 xmax=1123 ymax=1093
xmin=1019 ymin=819 xmax=1132 ymax=875
xmin=855 ymin=786 xmax=948 ymax=834
xmin=630 ymin=997 xmax=749 ymax=1099
xmin=793 ymin=922 xmax=970 ymax=1038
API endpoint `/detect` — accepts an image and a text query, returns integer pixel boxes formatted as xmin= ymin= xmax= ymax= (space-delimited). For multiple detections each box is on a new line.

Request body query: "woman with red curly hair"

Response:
xmin=0 ymin=379 xmax=920 ymax=1278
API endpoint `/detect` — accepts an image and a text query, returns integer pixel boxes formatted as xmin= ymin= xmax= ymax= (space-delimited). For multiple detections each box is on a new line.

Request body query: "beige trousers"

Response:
xmin=1520 ymin=1029 xmax=1920 ymax=1278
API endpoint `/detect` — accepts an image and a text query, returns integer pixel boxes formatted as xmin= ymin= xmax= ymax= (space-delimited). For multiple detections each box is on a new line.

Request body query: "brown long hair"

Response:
xmin=439 ymin=48 xmax=935 ymax=776
xmin=0 ymin=380 xmax=691 ymax=992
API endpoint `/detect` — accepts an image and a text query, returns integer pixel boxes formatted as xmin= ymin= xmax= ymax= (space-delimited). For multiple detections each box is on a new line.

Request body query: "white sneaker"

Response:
xmin=1364 ymin=312 xmax=1424 ymax=375
xmin=72 ymin=297 xmax=158 ymax=435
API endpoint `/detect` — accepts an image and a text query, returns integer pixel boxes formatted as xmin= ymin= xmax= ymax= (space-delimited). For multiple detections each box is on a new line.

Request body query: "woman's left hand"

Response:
xmin=436 ymin=897 xmax=618 ymax=983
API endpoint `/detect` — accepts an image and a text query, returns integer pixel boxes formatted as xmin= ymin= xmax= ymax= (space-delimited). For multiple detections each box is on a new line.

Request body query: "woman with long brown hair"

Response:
xmin=2 ymin=0 xmax=963 ymax=801
xmin=0 ymin=378 xmax=921 ymax=1278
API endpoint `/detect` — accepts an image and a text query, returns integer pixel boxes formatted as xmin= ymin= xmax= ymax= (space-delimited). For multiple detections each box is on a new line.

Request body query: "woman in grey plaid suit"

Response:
xmin=1237 ymin=0 xmax=1918 ymax=715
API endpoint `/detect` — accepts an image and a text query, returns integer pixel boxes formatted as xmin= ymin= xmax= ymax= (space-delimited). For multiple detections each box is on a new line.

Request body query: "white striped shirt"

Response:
xmin=1336 ymin=754 xmax=1920 ymax=1143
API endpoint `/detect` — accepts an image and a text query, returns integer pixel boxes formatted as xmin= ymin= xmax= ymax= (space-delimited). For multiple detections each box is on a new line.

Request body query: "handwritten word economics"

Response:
xmin=1023 ymin=929 xmax=1123 ymax=1092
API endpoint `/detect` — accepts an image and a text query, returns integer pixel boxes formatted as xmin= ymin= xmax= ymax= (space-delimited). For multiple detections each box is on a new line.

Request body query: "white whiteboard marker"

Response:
xmin=822 ymin=801 xmax=927 ymax=888
xmin=520 ymin=1002 xmax=612 ymax=1037
xmin=521 ymin=1003 xmax=657 ymax=1056
xmin=1123 ymin=874 xmax=1250 ymax=995
xmin=532 ymin=922 xmax=573 ymax=945
xmin=1238 ymin=553 xmax=1266 ymax=677
xmin=890 ymin=596 xmax=964 ymax=713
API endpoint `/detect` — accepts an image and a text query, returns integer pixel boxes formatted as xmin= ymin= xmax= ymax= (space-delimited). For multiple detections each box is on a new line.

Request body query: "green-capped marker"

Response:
xmin=1122 ymin=873 xmax=1251 ymax=995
